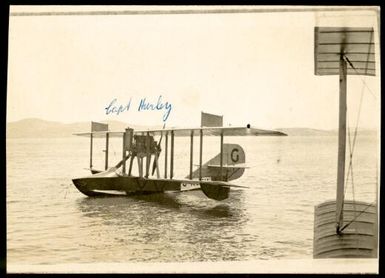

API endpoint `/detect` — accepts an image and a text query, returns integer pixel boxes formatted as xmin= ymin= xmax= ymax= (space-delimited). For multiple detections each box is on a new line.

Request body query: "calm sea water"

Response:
xmin=6 ymin=135 xmax=378 ymax=265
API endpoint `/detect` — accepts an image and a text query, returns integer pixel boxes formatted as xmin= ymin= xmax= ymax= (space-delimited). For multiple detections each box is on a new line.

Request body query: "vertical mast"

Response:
xmin=336 ymin=54 xmax=347 ymax=233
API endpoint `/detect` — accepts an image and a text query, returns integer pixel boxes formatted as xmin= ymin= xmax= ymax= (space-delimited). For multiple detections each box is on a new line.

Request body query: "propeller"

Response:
xmin=151 ymin=123 xmax=166 ymax=176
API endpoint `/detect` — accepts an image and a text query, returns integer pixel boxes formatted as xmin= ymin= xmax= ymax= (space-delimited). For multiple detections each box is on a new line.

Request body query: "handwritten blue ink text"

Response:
xmin=104 ymin=95 xmax=172 ymax=122
xmin=138 ymin=95 xmax=172 ymax=122
xmin=105 ymin=98 xmax=131 ymax=115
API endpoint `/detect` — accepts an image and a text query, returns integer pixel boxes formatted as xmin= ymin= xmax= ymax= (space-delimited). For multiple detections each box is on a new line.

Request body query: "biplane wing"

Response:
xmin=74 ymin=131 xmax=124 ymax=137
xmin=135 ymin=126 xmax=287 ymax=136
xmin=74 ymin=125 xmax=287 ymax=137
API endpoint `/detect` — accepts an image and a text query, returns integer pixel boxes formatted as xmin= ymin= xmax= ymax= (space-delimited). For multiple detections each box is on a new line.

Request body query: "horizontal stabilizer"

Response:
xmin=177 ymin=178 xmax=248 ymax=200
xmin=208 ymin=163 xmax=250 ymax=169
xmin=172 ymin=178 xmax=249 ymax=189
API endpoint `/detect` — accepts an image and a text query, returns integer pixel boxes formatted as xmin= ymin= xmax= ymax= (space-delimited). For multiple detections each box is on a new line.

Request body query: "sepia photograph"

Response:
xmin=6 ymin=5 xmax=380 ymax=273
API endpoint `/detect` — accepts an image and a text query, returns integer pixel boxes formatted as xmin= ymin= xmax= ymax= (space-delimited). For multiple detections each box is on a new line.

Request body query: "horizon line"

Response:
xmin=6 ymin=117 xmax=379 ymax=131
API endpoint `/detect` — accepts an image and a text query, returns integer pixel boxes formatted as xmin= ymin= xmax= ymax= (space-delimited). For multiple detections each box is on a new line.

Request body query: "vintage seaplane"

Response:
xmin=72 ymin=112 xmax=286 ymax=201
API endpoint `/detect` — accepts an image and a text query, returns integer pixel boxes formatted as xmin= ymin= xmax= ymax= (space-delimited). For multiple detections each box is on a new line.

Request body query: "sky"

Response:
xmin=7 ymin=6 xmax=380 ymax=130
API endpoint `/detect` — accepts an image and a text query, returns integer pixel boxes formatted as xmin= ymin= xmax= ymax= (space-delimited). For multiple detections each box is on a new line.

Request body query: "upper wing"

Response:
xmin=135 ymin=126 xmax=286 ymax=136
xmin=74 ymin=126 xmax=287 ymax=137
xmin=74 ymin=131 xmax=124 ymax=137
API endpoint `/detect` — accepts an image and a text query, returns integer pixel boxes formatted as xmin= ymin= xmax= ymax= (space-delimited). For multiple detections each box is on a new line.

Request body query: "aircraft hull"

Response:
xmin=72 ymin=175 xmax=230 ymax=201
xmin=73 ymin=176 xmax=182 ymax=196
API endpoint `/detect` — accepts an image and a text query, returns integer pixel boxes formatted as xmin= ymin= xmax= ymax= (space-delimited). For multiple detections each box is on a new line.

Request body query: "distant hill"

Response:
xmin=6 ymin=118 xmax=378 ymax=138
xmin=6 ymin=118 xmax=160 ymax=138
xmin=277 ymin=128 xmax=378 ymax=137
xmin=276 ymin=128 xmax=336 ymax=136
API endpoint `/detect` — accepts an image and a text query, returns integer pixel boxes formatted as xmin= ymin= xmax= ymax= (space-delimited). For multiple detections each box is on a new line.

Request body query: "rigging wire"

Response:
xmin=344 ymin=115 xmax=352 ymax=197
xmin=340 ymin=53 xmax=378 ymax=231
xmin=344 ymin=119 xmax=358 ymax=223
xmin=342 ymin=56 xmax=372 ymax=192
xmin=342 ymin=55 xmax=366 ymax=200
xmin=344 ymin=56 xmax=377 ymax=100
xmin=342 ymin=55 xmax=370 ymax=189
xmin=339 ymin=201 xmax=375 ymax=233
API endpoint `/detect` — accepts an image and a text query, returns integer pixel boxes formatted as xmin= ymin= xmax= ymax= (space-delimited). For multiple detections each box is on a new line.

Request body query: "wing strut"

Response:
xmin=164 ymin=131 xmax=168 ymax=178
xmin=122 ymin=131 xmax=127 ymax=174
xmin=145 ymin=132 xmax=151 ymax=178
xmin=105 ymin=132 xmax=109 ymax=170
xmin=199 ymin=129 xmax=203 ymax=180
xmin=90 ymin=133 xmax=93 ymax=170
xmin=220 ymin=131 xmax=224 ymax=180
xmin=170 ymin=130 xmax=174 ymax=179
xmin=189 ymin=130 xmax=194 ymax=179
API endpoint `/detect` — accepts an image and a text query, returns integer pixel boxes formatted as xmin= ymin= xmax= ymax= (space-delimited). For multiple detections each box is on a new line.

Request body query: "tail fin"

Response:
xmin=188 ymin=144 xmax=246 ymax=181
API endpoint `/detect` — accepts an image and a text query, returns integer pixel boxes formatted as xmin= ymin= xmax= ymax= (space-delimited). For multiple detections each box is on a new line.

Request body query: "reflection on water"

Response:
xmin=200 ymin=204 xmax=234 ymax=218
xmin=77 ymin=192 xmax=245 ymax=224
xmin=75 ymin=190 xmax=249 ymax=262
